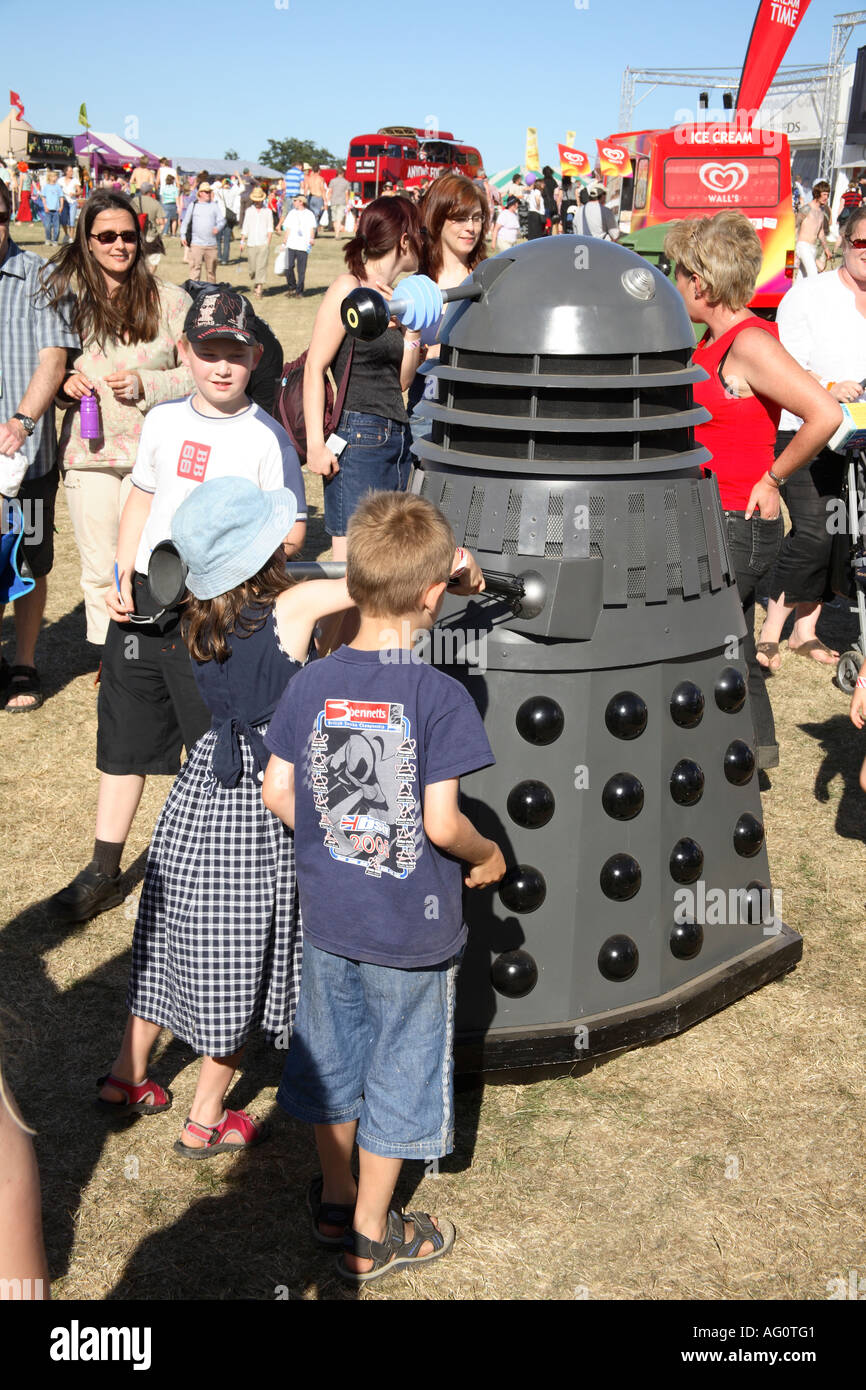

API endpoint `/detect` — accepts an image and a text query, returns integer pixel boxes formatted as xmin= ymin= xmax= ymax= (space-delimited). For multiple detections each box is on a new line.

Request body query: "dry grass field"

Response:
xmin=1 ymin=222 xmax=865 ymax=1303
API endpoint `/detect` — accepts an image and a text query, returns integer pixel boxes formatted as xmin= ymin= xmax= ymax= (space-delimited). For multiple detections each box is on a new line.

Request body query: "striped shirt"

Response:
xmin=0 ymin=239 xmax=79 ymax=480
xmin=284 ymin=167 xmax=304 ymax=199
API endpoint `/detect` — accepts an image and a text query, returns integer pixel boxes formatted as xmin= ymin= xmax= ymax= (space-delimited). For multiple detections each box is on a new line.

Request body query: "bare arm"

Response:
xmin=274 ymin=577 xmax=355 ymax=662
xmin=727 ymin=328 xmax=843 ymax=518
xmin=107 ymin=484 xmax=153 ymax=619
xmin=0 ymin=347 xmax=68 ymax=456
xmin=423 ymin=778 xmax=506 ymax=888
xmin=282 ymin=519 xmax=306 ymax=557
xmin=0 ymin=1081 xmax=50 ymax=1297
xmin=303 ymin=274 xmax=357 ymax=476
xmin=262 ymin=756 xmax=295 ymax=828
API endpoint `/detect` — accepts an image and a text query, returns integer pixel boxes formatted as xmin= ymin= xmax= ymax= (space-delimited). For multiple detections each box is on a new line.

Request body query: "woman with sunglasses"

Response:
xmin=757 ymin=207 xmax=866 ymax=672
xmin=41 ymin=190 xmax=192 ymax=648
xmin=665 ymin=212 xmax=841 ymax=771
xmin=409 ymin=174 xmax=489 ymax=445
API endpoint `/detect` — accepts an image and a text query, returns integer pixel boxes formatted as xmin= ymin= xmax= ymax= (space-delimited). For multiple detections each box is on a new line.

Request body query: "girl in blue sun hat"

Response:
xmin=96 ymin=475 xmax=356 ymax=1157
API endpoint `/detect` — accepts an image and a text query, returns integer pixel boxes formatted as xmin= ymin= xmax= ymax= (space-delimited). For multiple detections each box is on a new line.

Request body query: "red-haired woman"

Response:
xmin=303 ymin=195 xmax=424 ymax=562
xmin=410 ymin=173 xmax=489 ymax=444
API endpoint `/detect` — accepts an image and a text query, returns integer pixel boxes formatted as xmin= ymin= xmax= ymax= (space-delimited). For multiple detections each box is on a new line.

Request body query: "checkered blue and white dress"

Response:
xmin=127 ymin=610 xmax=302 ymax=1057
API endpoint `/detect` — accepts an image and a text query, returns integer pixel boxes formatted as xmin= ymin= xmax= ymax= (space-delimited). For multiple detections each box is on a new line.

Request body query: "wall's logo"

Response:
xmin=698 ymin=161 xmax=750 ymax=194
xmin=601 ymin=146 xmax=627 ymax=164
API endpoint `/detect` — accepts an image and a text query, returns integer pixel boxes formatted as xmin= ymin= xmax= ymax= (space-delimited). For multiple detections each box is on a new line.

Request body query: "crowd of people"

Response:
xmin=2 ymin=160 xmax=866 ymax=1290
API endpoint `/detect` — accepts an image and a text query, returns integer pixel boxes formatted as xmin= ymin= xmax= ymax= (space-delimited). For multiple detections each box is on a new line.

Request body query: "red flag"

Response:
xmin=595 ymin=141 xmax=632 ymax=178
xmin=9 ymin=90 xmax=24 ymax=120
xmin=558 ymin=144 xmax=590 ymax=176
xmin=736 ymin=0 xmax=812 ymax=120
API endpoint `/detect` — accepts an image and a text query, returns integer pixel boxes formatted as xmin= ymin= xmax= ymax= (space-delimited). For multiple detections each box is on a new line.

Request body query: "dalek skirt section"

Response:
xmin=409 ymin=237 xmax=802 ymax=1071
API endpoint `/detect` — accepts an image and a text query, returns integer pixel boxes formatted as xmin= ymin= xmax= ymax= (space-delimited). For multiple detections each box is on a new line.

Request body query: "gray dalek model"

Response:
xmin=400 ymin=237 xmax=802 ymax=1070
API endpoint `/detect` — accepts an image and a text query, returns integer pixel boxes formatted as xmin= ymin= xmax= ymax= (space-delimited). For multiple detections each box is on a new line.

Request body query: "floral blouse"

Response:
xmin=58 ymin=279 xmax=193 ymax=470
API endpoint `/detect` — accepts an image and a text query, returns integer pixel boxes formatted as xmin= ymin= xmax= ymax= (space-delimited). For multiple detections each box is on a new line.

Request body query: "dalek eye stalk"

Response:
xmin=345 ymin=240 xmax=803 ymax=1072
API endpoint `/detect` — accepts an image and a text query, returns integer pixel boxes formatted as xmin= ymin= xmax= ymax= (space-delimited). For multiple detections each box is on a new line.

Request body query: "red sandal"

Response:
xmin=96 ymin=1072 xmax=172 ymax=1114
xmin=173 ymin=1109 xmax=268 ymax=1160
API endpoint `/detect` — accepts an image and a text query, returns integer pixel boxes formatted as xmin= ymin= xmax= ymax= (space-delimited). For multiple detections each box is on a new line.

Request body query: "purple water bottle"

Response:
xmin=79 ymin=392 xmax=101 ymax=440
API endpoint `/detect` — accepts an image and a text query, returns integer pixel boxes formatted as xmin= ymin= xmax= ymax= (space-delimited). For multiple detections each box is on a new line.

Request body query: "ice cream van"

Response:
xmin=604 ymin=123 xmax=796 ymax=313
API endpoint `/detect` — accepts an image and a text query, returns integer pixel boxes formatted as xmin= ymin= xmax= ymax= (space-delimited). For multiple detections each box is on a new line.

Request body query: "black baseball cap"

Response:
xmin=183 ymin=290 xmax=259 ymax=346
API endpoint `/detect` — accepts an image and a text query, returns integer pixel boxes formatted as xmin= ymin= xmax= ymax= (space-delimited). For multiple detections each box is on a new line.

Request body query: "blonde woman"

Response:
xmin=665 ymin=212 xmax=841 ymax=770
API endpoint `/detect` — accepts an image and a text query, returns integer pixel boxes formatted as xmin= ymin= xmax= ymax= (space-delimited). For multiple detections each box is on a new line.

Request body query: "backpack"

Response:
xmin=275 ymin=341 xmax=355 ymax=464
xmin=224 ymin=206 xmax=238 ymax=228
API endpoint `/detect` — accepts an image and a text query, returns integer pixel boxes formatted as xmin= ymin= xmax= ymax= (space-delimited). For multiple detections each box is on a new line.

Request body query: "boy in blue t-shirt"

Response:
xmin=263 ymin=491 xmax=505 ymax=1284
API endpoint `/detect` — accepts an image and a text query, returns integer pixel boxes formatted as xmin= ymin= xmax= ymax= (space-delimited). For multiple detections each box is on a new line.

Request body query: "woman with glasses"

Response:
xmin=757 ymin=208 xmax=866 ymax=672
xmin=409 ymin=173 xmax=489 ymax=445
xmin=41 ymin=191 xmax=192 ymax=648
xmin=665 ymin=212 xmax=841 ymax=770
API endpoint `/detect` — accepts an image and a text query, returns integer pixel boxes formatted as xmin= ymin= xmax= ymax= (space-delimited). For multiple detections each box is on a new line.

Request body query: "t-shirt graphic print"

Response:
xmin=309 ymin=697 xmax=420 ymax=879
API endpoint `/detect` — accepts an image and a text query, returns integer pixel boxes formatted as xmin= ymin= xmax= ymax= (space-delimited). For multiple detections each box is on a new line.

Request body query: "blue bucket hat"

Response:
xmin=171 ymin=476 xmax=298 ymax=600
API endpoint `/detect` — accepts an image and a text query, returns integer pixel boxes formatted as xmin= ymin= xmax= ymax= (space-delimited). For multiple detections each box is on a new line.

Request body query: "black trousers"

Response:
xmin=768 ymin=430 xmax=845 ymax=604
xmin=725 ymin=511 xmax=784 ymax=768
xmin=285 ymin=248 xmax=308 ymax=292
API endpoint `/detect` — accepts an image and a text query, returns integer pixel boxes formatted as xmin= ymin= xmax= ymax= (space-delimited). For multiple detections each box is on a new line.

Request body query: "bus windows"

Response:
xmin=349 ymin=144 xmax=367 ymax=158
xmin=634 ymin=157 xmax=649 ymax=211
xmin=422 ymin=140 xmax=452 ymax=164
xmin=662 ymin=156 xmax=781 ymax=210
xmin=466 ymin=151 xmax=480 ymax=168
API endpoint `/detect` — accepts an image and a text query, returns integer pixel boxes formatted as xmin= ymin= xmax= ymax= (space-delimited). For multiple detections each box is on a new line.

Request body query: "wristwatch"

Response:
xmin=12 ymin=413 xmax=35 ymax=437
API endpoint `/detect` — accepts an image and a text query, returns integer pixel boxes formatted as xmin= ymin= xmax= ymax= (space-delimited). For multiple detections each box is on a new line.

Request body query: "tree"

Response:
xmin=259 ymin=137 xmax=339 ymax=172
xmin=224 ymin=148 xmax=239 ymax=161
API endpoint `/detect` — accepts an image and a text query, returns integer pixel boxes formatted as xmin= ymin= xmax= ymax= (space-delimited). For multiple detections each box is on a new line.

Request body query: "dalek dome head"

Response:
xmin=439 ymin=236 xmax=696 ymax=357
xmin=414 ymin=234 xmax=710 ymax=483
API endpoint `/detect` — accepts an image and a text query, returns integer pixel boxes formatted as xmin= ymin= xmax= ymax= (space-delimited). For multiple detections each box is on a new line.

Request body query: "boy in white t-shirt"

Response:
xmin=49 ymin=290 xmax=307 ymax=925
xmin=282 ymin=193 xmax=318 ymax=297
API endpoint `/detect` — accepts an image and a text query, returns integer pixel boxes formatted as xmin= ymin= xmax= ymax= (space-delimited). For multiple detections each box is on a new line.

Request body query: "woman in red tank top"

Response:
xmin=664 ymin=213 xmax=841 ymax=771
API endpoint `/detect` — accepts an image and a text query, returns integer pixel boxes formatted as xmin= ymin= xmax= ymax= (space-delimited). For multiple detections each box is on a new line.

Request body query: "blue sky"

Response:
xmin=1 ymin=0 xmax=848 ymax=173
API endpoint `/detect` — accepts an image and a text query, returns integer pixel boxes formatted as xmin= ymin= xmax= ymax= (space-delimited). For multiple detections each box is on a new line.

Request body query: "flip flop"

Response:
xmin=788 ymin=638 xmax=838 ymax=665
xmin=756 ymin=641 xmax=781 ymax=673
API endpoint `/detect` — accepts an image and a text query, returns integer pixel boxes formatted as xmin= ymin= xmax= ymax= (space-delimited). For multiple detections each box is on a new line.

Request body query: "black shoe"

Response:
xmin=48 ymin=865 xmax=125 ymax=923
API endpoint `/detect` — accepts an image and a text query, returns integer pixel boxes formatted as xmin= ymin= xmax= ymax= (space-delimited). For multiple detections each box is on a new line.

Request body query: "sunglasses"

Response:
xmin=848 ymin=238 xmax=866 ymax=249
xmin=90 ymin=229 xmax=138 ymax=245
xmin=0 ymin=211 xmax=9 ymax=224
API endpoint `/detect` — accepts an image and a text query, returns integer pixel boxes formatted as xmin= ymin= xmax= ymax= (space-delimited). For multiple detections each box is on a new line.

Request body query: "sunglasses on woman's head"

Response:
xmin=90 ymin=229 xmax=138 ymax=245
xmin=0 ymin=211 xmax=9 ymax=224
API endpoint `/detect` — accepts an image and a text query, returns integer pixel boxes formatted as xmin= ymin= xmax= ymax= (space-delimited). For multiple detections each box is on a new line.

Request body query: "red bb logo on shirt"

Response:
xmin=177 ymin=440 xmax=211 ymax=481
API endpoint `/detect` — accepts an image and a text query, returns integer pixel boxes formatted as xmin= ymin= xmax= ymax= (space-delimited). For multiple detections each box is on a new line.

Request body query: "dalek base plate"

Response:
xmin=454 ymin=921 xmax=802 ymax=1074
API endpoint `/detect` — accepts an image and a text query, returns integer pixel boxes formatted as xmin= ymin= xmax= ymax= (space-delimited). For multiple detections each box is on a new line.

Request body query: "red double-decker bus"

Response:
xmin=345 ymin=126 xmax=484 ymax=204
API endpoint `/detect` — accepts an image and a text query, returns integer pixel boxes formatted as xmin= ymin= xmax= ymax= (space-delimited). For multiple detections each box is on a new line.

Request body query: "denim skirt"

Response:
xmin=323 ymin=410 xmax=412 ymax=537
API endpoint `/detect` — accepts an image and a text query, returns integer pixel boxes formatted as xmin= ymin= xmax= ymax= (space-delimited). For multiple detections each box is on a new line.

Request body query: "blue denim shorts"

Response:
xmin=323 ymin=411 xmax=411 ymax=538
xmin=277 ymin=942 xmax=461 ymax=1159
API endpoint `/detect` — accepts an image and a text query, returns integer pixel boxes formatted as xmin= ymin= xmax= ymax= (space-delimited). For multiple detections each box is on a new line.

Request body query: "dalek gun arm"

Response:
xmin=340 ymin=275 xmax=485 ymax=341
